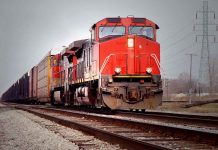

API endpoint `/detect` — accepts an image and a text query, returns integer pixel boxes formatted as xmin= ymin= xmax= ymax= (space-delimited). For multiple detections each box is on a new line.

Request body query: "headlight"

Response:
xmin=115 ymin=67 xmax=121 ymax=74
xmin=146 ymin=67 xmax=152 ymax=73
xmin=128 ymin=38 xmax=134 ymax=48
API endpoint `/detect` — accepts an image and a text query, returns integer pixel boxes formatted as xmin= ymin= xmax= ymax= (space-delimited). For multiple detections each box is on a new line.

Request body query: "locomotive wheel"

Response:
xmin=88 ymin=88 xmax=97 ymax=105
xmin=61 ymin=93 xmax=65 ymax=106
xmin=50 ymin=90 xmax=55 ymax=105
xmin=68 ymin=89 xmax=75 ymax=106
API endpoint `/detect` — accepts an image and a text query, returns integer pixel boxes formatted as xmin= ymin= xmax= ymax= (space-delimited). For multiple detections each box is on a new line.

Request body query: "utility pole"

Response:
xmin=194 ymin=1 xmax=217 ymax=94
xmin=166 ymin=79 xmax=169 ymax=100
xmin=186 ymin=53 xmax=197 ymax=104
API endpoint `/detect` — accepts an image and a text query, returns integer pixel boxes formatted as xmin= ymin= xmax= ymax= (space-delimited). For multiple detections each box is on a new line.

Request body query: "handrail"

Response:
xmin=99 ymin=54 xmax=115 ymax=74
xmin=150 ymin=53 xmax=160 ymax=69
xmin=150 ymin=53 xmax=166 ymax=87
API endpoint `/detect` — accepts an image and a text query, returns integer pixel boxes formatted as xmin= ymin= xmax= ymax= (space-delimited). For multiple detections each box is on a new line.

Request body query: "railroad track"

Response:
xmin=116 ymin=110 xmax=218 ymax=132
xmin=47 ymin=104 xmax=218 ymax=132
xmin=11 ymin=105 xmax=218 ymax=150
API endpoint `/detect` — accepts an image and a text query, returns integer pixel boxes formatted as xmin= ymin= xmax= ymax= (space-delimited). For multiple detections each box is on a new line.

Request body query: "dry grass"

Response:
xmin=159 ymin=93 xmax=218 ymax=115
xmin=155 ymin=102 xmax=218 ymax=115
xmin=163 ymin=93 xmax=218 ymax=102
xmin=188 ymin=103 xmax=218 ymax=113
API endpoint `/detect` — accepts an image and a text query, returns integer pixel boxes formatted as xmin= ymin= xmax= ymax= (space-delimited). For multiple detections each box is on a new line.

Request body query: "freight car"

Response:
xmin=1 ymin=72 xmax=29 ymax=103
xmin=1 ymin=16 xmax=163 ymax=110
xmin=29 ymin=66 xmax=38 ymax=103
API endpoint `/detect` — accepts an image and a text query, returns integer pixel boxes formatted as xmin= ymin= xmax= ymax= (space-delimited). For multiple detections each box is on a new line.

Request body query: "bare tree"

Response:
xmin=165 ymin=72 xmax=198 ymax=94
xmin=210 ymin=54 xmax=218 ymax=93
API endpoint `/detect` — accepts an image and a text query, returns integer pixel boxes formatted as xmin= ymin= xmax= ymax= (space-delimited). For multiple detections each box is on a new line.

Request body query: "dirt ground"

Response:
xmin=155 ymin=102 xmax=218 ymax=115
xmin=156 ymin=93 xmax=218 ymax=115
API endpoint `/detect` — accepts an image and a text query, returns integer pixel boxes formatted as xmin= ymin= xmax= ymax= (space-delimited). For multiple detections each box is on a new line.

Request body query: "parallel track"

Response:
xmin=116 ymin=110 xmax=218 ymax=131
xmin=119 ymin=110 xmax=218 ymax=123
xmin=12 ymin=105 xmax=218 ymax=150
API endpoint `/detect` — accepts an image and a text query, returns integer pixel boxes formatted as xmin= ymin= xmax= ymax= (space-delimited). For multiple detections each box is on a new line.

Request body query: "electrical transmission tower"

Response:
xmin=194 ymin=1 xmax=217 ymax=93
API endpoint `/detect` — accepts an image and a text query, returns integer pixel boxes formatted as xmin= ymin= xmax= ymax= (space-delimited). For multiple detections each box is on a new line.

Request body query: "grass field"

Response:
xmin=156 ymin=102 xmax=218 ymax=115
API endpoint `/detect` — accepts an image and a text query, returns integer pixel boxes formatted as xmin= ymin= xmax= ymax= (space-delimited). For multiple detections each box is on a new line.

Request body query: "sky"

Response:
xmin=0 ymin=0 xmax=218 ymax=95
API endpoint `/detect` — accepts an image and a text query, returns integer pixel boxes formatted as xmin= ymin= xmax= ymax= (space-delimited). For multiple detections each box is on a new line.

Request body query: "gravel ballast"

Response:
xmin=0 ymin=103 xmax=122 ymax=150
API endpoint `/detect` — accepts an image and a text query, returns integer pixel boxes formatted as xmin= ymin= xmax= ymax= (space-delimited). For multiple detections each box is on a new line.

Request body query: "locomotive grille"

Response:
xmin=112 ymin=75 xmax=152 ymax=82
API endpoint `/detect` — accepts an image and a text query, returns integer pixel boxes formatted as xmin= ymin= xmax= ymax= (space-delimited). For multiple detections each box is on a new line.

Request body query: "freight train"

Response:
xmin=1 ymin=16 xmax=163 ymax=110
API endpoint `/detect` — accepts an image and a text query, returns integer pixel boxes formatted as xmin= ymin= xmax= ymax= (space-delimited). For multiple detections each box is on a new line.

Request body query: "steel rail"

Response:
xmin=117 ymin=110 xmax=218 ymax=124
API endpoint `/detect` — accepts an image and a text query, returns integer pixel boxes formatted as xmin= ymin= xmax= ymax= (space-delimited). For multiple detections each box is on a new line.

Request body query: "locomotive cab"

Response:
xmin=91 ymin=17 xmax=163 ymax=110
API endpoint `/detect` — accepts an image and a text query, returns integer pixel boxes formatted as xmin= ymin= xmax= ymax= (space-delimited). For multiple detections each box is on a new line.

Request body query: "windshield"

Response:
xmin=129 ymin=26 xmax=154 ymax=39
xmin=99 ymin=26 xmax=125 ymax=39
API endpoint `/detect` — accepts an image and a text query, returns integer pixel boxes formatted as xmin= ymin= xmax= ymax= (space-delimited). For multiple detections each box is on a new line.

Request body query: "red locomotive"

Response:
xmin=2 ymin=16 xmax=163 ymax=110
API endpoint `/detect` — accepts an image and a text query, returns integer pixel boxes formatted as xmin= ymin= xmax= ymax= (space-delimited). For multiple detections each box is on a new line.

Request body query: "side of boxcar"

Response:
xmin=29 ymin=66 xmax=38 ymax=103
xmin=37 ymin=52 xmax=52 ymax=103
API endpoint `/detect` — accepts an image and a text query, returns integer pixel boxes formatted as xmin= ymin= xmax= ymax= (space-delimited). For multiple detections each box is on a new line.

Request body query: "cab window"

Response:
xmin=129 ymin=26 xmax=154 ymax=40
xmin=99 ymin=26 xmax=125 ymax=40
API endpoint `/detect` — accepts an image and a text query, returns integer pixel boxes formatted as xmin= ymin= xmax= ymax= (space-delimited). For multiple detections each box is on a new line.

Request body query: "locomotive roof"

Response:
xmin=92 ymin=17 xmax=159 ymax=29
xmin=69 ymin=39 xmax=88 ymax=51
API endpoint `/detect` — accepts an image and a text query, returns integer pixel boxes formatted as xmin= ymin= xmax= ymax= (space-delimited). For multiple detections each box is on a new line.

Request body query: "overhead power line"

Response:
xmin=162 ymin=42 xmax=197 ymax=64
xmin=161 ymin=20 xmax=195 ymax=43
xmin=161 ymin=32 xmax=193 ymax=50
